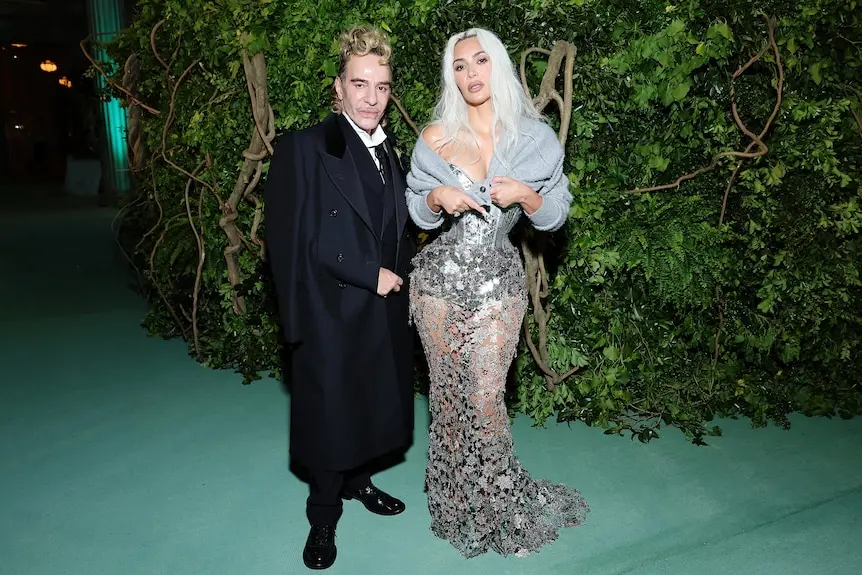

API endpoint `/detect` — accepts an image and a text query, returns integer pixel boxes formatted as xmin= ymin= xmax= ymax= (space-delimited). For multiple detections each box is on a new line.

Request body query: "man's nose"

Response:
xmin=364 ymin=89 xmax=378 ymax=106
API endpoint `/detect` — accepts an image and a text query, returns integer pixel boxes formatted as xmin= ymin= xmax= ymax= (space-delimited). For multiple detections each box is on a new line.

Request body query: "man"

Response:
xmin=264 ymin=25 xmax=415 ymax=571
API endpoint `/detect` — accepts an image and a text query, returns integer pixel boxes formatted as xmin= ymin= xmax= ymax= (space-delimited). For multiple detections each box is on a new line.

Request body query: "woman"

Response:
xmin=405 ymin=28 xmax=589 ymax=558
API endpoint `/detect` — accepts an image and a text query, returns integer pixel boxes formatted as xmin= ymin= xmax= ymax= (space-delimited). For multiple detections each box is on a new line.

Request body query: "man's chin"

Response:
xmin=356 ymin=115 xmax=382 ymax=131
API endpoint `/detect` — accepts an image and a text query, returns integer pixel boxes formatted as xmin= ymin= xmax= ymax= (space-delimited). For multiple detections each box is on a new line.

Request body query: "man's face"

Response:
xmin=334 ymin=53 xmax=391 ymax=134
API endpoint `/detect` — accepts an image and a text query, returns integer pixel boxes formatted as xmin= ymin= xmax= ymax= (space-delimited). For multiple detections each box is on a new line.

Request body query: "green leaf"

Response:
xmin=667 ymin=19 xmax=685 ymax=36
xmin=322 ymin=59 xmax=337 ymax=77
xmin=787 ymin=37 xmax=797 ymax=53
xmin=648 ymin=156 xmax=670 ymax=171
xmin=809 ymin=62 xmax=823 ymax=84
xmin=715 ymin=22 xmax=733 ymax=41
xmin=603 ymin=346 xmax=620 ymax=361
xmin=672 ymin=80 xmax=691 ymax=101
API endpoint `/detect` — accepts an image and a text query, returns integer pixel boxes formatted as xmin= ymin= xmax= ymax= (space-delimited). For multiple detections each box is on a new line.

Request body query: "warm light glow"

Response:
xmin=59 ymin=76 xmax=73 ymax=88
xmin=40 ymin=60 xmax=58 ymax=72
xmin=11 ymin=43 xmax=27 ymax=48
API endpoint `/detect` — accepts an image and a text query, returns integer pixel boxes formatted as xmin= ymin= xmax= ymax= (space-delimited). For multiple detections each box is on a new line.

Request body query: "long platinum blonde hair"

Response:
xmin=430 ymin=28 xmax=543 ymax=158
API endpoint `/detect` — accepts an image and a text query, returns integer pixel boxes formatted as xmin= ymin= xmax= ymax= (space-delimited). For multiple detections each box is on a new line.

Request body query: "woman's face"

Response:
xmin=452 ymin=36 xmax=491 ymax=107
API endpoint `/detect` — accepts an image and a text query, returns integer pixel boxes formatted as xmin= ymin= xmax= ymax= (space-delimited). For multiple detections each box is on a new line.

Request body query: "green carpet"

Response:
xmin=1 ymin=207 xmax=860 ymax=575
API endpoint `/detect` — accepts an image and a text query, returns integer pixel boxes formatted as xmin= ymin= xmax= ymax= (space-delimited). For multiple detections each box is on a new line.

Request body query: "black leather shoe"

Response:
xmin=303 ymin=525 xmax=336 ymax=570
xmin=342 ymin=484 xmax=405 ymax=516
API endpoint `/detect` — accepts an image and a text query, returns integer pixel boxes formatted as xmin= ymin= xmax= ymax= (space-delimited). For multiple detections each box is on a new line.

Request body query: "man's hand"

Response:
xmin=377 ymin=268 xmax=403 ymax=297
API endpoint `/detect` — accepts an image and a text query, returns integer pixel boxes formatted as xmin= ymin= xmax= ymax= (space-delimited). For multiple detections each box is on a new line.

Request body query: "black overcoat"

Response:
xmin=264 ymin=113 xmax=415 ymax=472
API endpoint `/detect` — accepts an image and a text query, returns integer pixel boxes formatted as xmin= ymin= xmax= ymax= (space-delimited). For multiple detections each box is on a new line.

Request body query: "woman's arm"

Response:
xmin=407 ymin=186 xmax=446 ymax=230
xmin=405 ymin=125 xmax=448 ymax=230
xmin=523 ymin=173 xmax=572 ymax=232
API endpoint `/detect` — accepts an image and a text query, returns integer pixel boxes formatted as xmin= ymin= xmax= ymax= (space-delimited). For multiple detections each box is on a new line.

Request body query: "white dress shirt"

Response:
xmin=342 ymin=112 xmax=388 ymax=171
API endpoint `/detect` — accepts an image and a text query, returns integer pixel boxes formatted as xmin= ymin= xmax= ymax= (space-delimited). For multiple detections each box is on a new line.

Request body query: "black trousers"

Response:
xmin=306 ymin=467 xmax=372 ymax=526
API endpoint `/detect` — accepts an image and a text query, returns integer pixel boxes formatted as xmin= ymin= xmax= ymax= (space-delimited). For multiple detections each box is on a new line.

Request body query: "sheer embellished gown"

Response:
xmin=410 ymin=164 xmax=589 ymax=558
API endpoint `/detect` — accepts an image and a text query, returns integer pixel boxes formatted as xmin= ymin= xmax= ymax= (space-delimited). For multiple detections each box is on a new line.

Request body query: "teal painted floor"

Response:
xmin=1 ymin=206 xmax=861 ymax=575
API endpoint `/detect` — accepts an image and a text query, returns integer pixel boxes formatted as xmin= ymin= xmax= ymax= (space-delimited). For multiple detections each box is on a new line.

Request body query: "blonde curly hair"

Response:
xmin=332 ymin=25 xmax=393 ymax=114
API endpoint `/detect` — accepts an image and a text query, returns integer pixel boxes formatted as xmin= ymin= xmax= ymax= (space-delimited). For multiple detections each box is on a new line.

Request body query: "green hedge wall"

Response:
xmin=106 ymin=0 xmax=862 ymax=443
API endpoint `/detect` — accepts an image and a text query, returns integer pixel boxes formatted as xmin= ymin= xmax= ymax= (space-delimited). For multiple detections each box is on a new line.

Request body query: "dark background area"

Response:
xmin=0 ymin=0 xmax=105 ymax=188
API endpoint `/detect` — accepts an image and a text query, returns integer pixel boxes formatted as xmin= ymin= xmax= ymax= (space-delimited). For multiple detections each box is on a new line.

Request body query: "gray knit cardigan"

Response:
xmin=405 ymin=119 xmax=573 ymax=232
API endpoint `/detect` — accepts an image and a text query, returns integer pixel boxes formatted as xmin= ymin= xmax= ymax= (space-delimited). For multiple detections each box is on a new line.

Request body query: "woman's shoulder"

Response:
xmin=420 ymin=122 xmax=445 ymax=149
xmin=521 ymin=117 xmax=556 ymax=140
xmin=517 ymin=117 xmax=563 ymax=156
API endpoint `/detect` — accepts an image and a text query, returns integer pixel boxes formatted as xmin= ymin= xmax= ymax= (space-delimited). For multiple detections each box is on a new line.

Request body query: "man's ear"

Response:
xmin=334 ymin=76 xmax=344 ymax=102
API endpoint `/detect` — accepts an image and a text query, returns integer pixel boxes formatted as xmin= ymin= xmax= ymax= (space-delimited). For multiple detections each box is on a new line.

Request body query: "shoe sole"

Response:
xmin=303 ymin=548 xmax=336 ymax=570
xmin=341 ymin=494 xmax=405 ymax=516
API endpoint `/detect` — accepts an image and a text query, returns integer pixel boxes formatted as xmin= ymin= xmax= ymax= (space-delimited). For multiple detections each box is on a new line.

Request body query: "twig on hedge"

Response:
xmin=80 ymin=37 xmax=161 ymax=115
xmin=518 ymin=40 xmax=579 ymax=390
xmin=160 ymin=58 xmax=201 ymax=154
xmin=247 ymin=195 xmax=266 ymax=260
xmin=630 ymin=16 xmax=781 ymax=196
xmin=204 ymin=152 xmax=225 ymax=207
xmin=243 ymin=161 xmax=264 ymax=200
xmin=391 ymin=94 xmax=419 ymax=136
xmin=524 ymin=43 xmax=577 ymax=147
xmin=207 ymin=89 xmax=235 ymax=108
xmin=843 ymin=85 xmax=862 ymax=136
xmin=150 ymin=19 xmax=169 ymax=70
xmin=185 ymin=162 xmax=207 ymax=359
xmin=158 ymin=58 xmax=218 ymax=196
xmin=136 ymin=165 xmax=165 ymax=253
xmin=712 ymin=286 xmax=726 ymax=368
xmin=631 ymin=321 xmax=655 ymax=364
xmin=122 ymin=53 xmax=147 ymax=175
xmin=110 ymin=192 xmax=146 ymax=283
xmin=712 ymin=16 xmax=783 ymax=365
xmin=216 ymin=50 xmax=276 ymax=314
xmin=520 ymin=47 xmax=552 ymax=98
xmin=850 ymin=106 xmax=862 ymax=135
xmin=243 ymin=51 xmax=275 ymax=155
xmin=148 ymin=219 xmax=191 ymax=337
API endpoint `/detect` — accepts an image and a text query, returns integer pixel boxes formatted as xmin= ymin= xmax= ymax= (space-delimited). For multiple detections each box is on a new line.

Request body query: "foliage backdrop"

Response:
xmin=105 ymin=0 xmax=862 ymax=442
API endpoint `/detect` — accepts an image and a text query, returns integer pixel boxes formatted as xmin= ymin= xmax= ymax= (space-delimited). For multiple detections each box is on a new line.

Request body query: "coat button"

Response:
xmin=480 ymin=186 xmax=486 ymax=192
xmin=329 ymin=209 xmax=338 ymax=217
xmin=337 ymin=253 xmax=344 ymax=262
xmin=338 ymin=281 xmax=346 ymax=289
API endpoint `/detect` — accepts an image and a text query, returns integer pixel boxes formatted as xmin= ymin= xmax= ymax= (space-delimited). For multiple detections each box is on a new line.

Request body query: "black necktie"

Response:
xmin=373 ymin=143 xmax=391 ymax=185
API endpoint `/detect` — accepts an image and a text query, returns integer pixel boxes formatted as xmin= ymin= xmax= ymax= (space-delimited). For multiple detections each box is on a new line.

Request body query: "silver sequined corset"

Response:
xmin=410 ymin=164 xmax=526 ymax=309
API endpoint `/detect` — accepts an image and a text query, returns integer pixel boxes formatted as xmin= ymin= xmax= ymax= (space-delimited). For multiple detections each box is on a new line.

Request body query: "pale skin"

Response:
xmin=335 ymin=53 xmax=402 ymax=297
xmin=424 ymin=36 xmax=544 ymax=217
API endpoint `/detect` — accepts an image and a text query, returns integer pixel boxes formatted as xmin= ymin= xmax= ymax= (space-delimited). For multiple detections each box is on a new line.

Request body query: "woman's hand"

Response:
xmin=427 ymin=185 xmax=488 ymax=217
xmin=490 ymin=176 xmax=543 ymax=213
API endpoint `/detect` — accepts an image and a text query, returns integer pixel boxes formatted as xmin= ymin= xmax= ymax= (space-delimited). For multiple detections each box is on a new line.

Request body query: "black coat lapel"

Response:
xmin=385 ymin=139 xmax=408 ymax=238
xmin=319 ymin=114 xmax=374 ymax=236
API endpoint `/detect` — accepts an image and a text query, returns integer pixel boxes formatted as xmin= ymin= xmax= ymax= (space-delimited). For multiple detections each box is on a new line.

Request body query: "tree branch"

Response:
xmin=80 ymin=37 xmax=161 ymax=115
xmin=518 ymin=40 xmax=579 ymax=390
xmin=629 ymin=16 xmax=782 ymax=195
xmin=391 ymin=93 xmax=419 ymax=136
xmin=184 ymin=162 xmax=207 ymax=358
